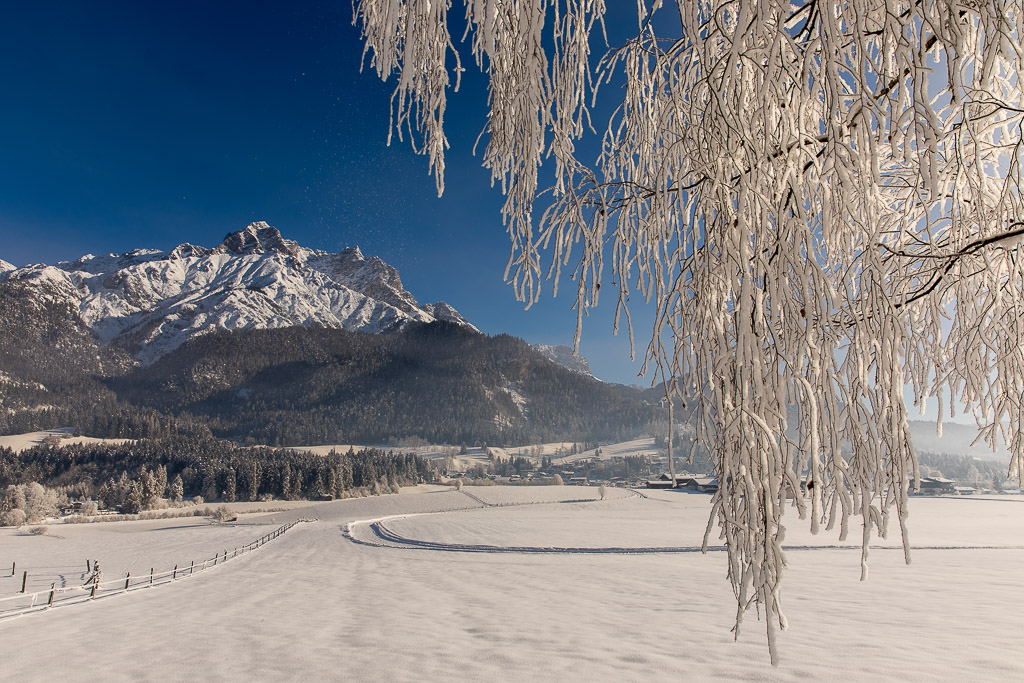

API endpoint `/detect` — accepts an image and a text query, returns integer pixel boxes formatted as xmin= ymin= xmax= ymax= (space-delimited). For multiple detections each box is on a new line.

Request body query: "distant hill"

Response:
xmin=106 ymin=322 xmax=657 ymax=446
xmin=907 ymin=420 xmax=1010 ymax=462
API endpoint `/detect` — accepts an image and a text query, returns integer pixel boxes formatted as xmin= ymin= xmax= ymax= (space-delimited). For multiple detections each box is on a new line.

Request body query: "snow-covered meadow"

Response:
xmin=1 ymin=486 xmax=1021 ymax=681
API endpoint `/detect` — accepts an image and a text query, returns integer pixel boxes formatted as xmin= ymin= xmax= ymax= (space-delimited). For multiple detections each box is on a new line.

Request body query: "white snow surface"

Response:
xmin=0 ymin=429 xmax=130 ymax=453
xmin=1 ymin=486 xmax=1021 ymax=681
xmin=0 ymin=515 xmax=282 ymax=598
xmin=0 ymin=258 xmax=15 ymax=274
xmin=2 ymin=222 xmax=476 ymax=363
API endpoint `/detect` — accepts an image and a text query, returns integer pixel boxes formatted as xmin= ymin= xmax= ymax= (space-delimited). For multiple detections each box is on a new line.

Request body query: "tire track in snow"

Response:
xmin=357 ymin=520 xmax=1024 ymax=555
xmin=343 ymin=491 xmax=1024 ymax=556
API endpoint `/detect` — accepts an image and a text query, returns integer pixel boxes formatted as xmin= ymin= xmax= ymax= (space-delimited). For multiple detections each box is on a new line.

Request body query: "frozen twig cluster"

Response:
xmin=354 ymin=0 xmax=1023 ymax=662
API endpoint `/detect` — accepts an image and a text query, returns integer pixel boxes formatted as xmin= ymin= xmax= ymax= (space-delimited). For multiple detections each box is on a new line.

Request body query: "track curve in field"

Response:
xmin=342 ymin=494 xmax=1024 ymax=556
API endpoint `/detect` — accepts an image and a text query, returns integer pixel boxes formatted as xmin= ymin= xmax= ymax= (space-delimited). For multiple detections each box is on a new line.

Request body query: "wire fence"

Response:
xmin=0 ymin=519 xmax=312 ymax=621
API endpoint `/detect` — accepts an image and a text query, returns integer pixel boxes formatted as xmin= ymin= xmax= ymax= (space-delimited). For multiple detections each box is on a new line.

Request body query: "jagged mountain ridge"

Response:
xmin=0 ymin=222 xmax=475 ymax=363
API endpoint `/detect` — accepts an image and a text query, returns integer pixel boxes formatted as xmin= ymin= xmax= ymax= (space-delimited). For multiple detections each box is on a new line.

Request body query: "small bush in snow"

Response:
xmin=29 ymin=526 xmax=48 ymax=535
xmin=211 ymin=505 xmax=236 ymax=523
xmin=1 ymin=508 xmax=27 ymax=527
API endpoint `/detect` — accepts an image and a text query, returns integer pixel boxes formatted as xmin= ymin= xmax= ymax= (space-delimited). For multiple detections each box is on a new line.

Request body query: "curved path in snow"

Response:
xmin=343 ymin=489 xmax=1024 ymax=556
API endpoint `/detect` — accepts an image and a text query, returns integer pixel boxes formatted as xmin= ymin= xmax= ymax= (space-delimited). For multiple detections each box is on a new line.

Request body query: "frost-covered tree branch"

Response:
xmin=353 ymin=0 xmax=1024 ymax=664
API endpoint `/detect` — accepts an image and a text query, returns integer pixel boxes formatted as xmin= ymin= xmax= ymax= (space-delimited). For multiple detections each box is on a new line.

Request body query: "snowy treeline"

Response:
xmin=917 ymin=453 xmax=1014 ymax=489
xmin=0 ymin=437 xmax=432 ymax=513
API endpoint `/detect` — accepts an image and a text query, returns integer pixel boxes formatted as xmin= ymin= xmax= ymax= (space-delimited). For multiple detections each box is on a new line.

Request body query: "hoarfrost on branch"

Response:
xmin=354 ymin=0 xmax=1024 ymax=662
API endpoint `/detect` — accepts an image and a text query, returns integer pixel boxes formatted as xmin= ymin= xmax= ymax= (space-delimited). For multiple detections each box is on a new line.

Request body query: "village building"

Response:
xmin=916 ymin=477 xmax=957 ymax=495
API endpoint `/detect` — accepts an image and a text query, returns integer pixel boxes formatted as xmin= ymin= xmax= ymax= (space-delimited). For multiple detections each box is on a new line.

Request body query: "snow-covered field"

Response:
xmin=1 ymin=486 xmax=1021 ymax=681
xmin=0 ymin=429 xmax=131 ymax=453
xmin=555 ymin=436 xmax=661 ymax=464
xmin=0 ymin=516 xmax=283 ymax=598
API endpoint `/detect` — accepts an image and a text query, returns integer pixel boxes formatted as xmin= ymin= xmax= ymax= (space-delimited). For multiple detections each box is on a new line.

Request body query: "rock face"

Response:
xmin=0 ymin=221 xmax=476 ymax=363
xmin=532 ymin=344 xmax=594 ymax=378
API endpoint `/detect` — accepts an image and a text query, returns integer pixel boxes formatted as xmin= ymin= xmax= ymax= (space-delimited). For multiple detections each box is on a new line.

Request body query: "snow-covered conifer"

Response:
xmin=169 ymin=474 xmax=184 ymax=503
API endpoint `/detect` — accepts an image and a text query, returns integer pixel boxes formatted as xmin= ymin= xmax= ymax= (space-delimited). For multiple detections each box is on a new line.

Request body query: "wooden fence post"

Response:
xmin=48 ymin=583 xmax=55 ymax=607
xmin=21 ymin=571 xmax=27 ymax=593
xmin=190 ymin=561 xmax=194 ymax=576
xmin=10 ymin=560 xmax=14 ymax=576
xmin=125 ymin=572 xmax=131 ymax=590
xmin=90 ymin=583 xmax=97 ymax=599
xmin=150 ymin=568 xmax=154 ymax=586
xmin=86 ymin=559 xmax=91 ymax=573
xmin=173 ymin=564 xmax=177 ymax=580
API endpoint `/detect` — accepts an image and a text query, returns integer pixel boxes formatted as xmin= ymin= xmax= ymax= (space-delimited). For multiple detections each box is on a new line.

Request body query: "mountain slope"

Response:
xmin=0 ymin=278 xmax=187 ymax=438
xmin=108 ymin=322 xmax=655 ymax=446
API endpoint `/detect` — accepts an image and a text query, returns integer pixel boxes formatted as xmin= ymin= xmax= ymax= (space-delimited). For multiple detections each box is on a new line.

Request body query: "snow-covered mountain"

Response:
xmin=0 ymin=222 xmax=476 ymax=363
xmin=533 ymin=344 xmax=594 ymax=378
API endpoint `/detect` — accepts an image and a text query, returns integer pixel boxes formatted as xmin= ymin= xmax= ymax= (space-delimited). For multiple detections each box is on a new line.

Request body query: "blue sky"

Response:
xmin=0 ymin=1 xmax=655 ymax=385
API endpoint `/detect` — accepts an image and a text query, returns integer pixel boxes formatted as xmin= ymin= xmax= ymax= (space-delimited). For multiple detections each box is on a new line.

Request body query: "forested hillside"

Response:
xmin=109 ymin=322 xmax=657 ymax=446
xmin=0 ymin=281 xmax=193 ymax=439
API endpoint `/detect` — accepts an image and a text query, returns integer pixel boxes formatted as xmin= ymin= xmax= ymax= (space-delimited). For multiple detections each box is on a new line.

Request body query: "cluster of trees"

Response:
xmin=917 ymin=453 xmax=1015 ymax=490
xmin=491 ymin=455 xmax=537 ymax=478
xmin=582 ymin=456 xmax=658 ymax=483
xmin=96 ymin=466 xmax=180 ymax=513
xmin=0 ymin=482 xmax=61 ymax=526
xmin=0 ymin=435 xmax=432 ymax=518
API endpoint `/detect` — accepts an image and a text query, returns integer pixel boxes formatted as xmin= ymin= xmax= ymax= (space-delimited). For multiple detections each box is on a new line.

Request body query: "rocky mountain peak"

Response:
xmin=533 ymin=344 xmax=594 ymax=378
xmin=219 ymin=221 xmax=297 ymax=256
xmin=420 ymin=302 xmax=474 ymax=328
xmin=339 ymin=245 xmax=364 ymax=260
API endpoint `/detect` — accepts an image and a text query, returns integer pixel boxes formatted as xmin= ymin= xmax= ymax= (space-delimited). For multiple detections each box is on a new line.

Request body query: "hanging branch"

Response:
xmin=353 ymin=0 xmax=1024 ymax=664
